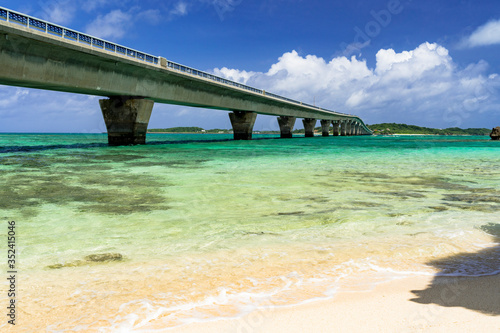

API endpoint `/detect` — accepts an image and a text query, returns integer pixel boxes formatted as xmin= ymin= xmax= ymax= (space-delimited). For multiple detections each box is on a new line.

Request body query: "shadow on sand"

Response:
xmin=410 ymin=222 xmax=500 ymax=315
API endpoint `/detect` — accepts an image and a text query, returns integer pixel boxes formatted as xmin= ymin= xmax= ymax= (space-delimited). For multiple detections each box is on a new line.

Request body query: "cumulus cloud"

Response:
xmin=85 ymin=10 xmax=131 ymax=39
xmin=170 ymin=2 xmax=189 ymax=17
xmin=85 ymin=8 xmax=160 ymax=40
xmin=38 ymin=0 xmax=77 ymax=25
xmin=460 ymin=19 xmax=500 ymax=48
xmin=0 ymin=88 xmax=29 ymax=109
xmin=213 ymin=68 xmax=256 ymax=84
xmin=213 ymin=42 xmax=500 ymax=127
xmin=0 ymin=87 xmax=104 ymax=132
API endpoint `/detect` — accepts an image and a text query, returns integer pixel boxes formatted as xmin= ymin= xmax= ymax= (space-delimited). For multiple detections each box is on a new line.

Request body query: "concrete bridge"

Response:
xmin=0 ymin=7 xmax=372 ymax=145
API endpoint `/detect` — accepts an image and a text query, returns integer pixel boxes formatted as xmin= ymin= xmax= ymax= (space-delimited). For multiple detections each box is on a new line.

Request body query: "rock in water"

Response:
xmin=490 ymin=127 xmax=500 ymax=140
xmin=47 ymin=253 xmax=124 ymax=269
xmin=84 ymin=253 xmax=123 ymax=262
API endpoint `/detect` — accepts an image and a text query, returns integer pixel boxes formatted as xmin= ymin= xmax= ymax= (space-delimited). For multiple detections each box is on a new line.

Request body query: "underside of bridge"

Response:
xmin=97 ymin=97 xmax=373 ymax=145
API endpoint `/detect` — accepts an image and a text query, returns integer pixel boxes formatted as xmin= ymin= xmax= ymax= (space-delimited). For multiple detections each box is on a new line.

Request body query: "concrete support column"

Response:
xmin=347 ymin=121 xmax=353 ymax=136
xmin=332 ymin=121 xmax=340 ymax=136
xmin=302 ymin=118 xmax=316 ymax=137
xmin=352 ymin=122 xmax=358 ymax=136
xmin=229 ymin=111 xmax=257 ymax=140
xmin=99 ymin=96 xmax=154 ymax=146
xmin=277 ymin=116 xmax=296 ymax=138
xmin=340 ymin=120 xmax=347 ymax=136
xmin=320 ymin=120 xmax=331 ymax=137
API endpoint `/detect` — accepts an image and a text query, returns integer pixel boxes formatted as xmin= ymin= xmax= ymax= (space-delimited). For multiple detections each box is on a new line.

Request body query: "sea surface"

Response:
xmin=0 ymin=133 xmax=499 ymax=331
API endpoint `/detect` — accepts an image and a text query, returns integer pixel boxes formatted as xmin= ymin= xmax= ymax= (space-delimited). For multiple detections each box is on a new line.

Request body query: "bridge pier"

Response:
xmin=99 ymin=96 xmax=154 ymax=146
xmin=302 ymin=118 xmax=316 ymax=137
xmin=346 ymin=120 xmax=352 ymax=136
xmin=332 ymin=121 xmax=340 ymax=136
xmin=277 ymin=116 xmax=296 ymax=138
xmin=229 ymin=111 xmax=257 ymax=140
xmin=340 ymin=120 xmax=347 ymax=136
xmin=320 ymin=120 xmax=331 ymax=137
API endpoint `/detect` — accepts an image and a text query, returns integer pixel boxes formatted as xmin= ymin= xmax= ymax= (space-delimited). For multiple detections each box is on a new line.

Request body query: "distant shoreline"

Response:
xmin=148 ymin=123 xmax=492 ymax=136
xmin=147 ymin=132 xmax=487 ymax=136
xmin=378 ymin=133 xmax=488 ymax=136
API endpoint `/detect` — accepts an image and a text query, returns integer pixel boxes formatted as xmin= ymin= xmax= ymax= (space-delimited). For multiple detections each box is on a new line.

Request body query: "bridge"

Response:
xmin=0 ymin=7 xmax=373 ymax=146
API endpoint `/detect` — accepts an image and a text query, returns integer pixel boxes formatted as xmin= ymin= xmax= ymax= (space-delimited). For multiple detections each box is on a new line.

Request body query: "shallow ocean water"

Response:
xmin=0 ymin=133 xmax=499 ymax=331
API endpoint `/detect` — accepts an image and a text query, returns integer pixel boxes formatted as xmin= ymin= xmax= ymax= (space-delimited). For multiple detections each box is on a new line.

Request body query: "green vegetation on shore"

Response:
xmin=148 ymin=127 xmax=234 ymax=134
xmin=367 ymin=123 xmax=491 ymax=135
xmin=148 ymin=124 xmax=491 ymax=135
xmin=148 ymin=127 xmax=205 ymax=133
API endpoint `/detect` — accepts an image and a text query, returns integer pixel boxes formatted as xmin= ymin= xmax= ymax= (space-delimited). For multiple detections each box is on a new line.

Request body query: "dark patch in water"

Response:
xmin=90 ymin=154 xmax=146 ymax=162
xmin=443 ymin=203 xmax=499 ymax=212
xmin=429 ymin=206 xmax=449 ymax=212
xmin=396 ymin=221 xmax=414 ymax=226
xmin=0 ymin=172 xmax=169 ymax=214
xmin=241 ymin=231 xmax=280 ymax=236
xmin=47 ymin=253 xmax=123 ymax=269
xmin=350 ymin=201 xmax=388 ymax=208
xmin=443 ymin=194 xmax=500 ymax=204
xmin=85 ymin=253 xmax=123 ymax=262
xmin=383 ymin=191 xmax=427 ymax=199
xmin=277 ymin=211 xmax=305 ymax=216
xmin=408 ymin=232 xmax=428 ymax=237
xmin=301 ymin=196 xmax=330 ymax=203
xmin=315 ymin=208 xmax=338 ymax=214
xmin=479 ymin=223 xmax=500 ymax=237
xmin=129 ymin=159 xmax=209 ymax=169
xmin=346 ymin=172 xmax=473 ymax=192
xmin=0 ymin=155 xmax=51 ymax=168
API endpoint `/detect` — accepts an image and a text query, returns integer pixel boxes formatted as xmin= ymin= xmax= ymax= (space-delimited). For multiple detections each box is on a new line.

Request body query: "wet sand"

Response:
xmin=174 ymin=274 xmax=500 ymax=333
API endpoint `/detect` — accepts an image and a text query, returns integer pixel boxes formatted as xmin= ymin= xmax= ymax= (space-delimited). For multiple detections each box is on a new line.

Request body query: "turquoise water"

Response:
xmin=0 ymin=133 xmax=499 ymax=331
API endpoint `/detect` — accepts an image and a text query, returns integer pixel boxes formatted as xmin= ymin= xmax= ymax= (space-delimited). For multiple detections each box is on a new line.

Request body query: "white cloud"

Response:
xmin=38 ymin=0 xmax=77 ymax=25
xmin=0 ymin=88 xmax=29 ymax=109
xmin=214 ymin=42 xmax=500 ymax=128
xmin=138 ymin=9 xmax=161 ymax=24
xmin=213 ymin=68 xmax=256 ymax=84
xmin=85 ymin=9 xmax=132 ymax=40
xmin=85 ymin=7 xmax=160 ymax=40
xmin=460 ymin=19 xmax=500 ymax=48
xmin=0 ymin=87 xmax=105 ymax=132
xmin=170 ymin=2 xmax=189 ymax=17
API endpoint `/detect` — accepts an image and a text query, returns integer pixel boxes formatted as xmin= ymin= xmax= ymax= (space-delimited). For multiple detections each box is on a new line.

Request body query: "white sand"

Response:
xmin=173 ymin=274 xmax=500 ymax=333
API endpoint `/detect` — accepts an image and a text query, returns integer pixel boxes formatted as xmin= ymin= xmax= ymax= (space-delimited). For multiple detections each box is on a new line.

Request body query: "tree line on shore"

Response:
xmin=368 ymin=123 xmax=491 ymax=135
xmin=147 ymin=124 xmax=491 ymax=135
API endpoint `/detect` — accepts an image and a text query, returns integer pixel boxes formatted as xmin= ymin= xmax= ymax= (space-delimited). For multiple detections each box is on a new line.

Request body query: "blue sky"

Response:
xmin=1 ymin=0 xmax=500 ymax=132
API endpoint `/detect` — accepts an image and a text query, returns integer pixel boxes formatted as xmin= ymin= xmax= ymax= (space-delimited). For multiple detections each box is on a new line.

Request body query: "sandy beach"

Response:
xmin=174 ymin=274 xmax=500 ymax=333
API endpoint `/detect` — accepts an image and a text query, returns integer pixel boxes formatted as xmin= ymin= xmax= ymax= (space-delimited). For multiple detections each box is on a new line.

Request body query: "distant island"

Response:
xmin=367 ymin=123 xmax=491 ymax=135
xmin=148 ymin=127 xmax=231 ymax=134
xmin=148 ymin=126 xmax=293 ymax=134
xmin=148 ymin=124 xmax=491 ymax=135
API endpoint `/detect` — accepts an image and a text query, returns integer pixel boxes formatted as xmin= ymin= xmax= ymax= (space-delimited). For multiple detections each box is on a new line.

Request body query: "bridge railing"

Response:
xmin=0 ymin=6 xmax=372 ymax=131
xmin=0 ymin=7 xmax=159 ymax=66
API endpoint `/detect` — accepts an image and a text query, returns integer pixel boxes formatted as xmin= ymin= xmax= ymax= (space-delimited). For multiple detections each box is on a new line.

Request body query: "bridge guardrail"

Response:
xmin=0 ymin=6 xmax=372 ymax=133
xmin=0 ymin=7 xmax=159 ymax=66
